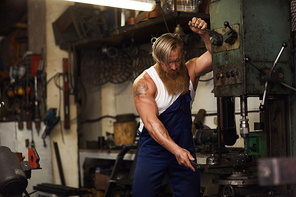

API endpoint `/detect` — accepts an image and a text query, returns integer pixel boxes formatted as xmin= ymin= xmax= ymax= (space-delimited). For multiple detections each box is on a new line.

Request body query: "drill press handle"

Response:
xmin=245 ymin=42 xmax=295 ymax=111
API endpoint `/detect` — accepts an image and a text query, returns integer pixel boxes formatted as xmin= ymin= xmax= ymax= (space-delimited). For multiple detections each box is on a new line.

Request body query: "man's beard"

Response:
xmin=155 ymin=61 xmax=189 ymax=96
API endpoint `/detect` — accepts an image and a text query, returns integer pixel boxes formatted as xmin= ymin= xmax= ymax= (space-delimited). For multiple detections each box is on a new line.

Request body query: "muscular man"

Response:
xmin=132 ymin=17 xmax=212 ymax=197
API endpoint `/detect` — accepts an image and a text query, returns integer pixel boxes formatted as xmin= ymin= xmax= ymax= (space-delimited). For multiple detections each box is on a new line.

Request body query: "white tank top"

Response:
xmin=138 ymin=66 xmax=195 ymax=133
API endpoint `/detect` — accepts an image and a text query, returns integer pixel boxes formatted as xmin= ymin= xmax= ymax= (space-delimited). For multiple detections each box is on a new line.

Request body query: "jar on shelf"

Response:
xmin=161 ymin=0 xmax=202 ymax=13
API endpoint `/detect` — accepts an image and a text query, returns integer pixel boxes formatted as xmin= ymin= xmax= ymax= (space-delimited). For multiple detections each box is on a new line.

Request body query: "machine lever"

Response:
xmin=270 ymin=42 xmax=287 ymax=71
xmin=246 ymin=42 xmax=293 ymax=111
xmin=259 ymin=42 xmax=289 ymax=111
xmin=223 ymin=21 xmax=238 ymax=44
xmin=224 ymin=21 xmax=235 ymax=32
xmin=278 ymin=81 xmax=296 ymax=92
xmin=245 ymin=57 xmax=266 ymax=75
xmin=259 ymin=82 xmax=268 ymax=111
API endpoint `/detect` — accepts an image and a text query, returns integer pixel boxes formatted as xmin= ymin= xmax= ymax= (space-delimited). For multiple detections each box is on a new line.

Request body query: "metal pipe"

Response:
xmin=217 ymin=97 xmax=222 ymax=163
xmin=53 ymin=142 xmax=66 ymax=186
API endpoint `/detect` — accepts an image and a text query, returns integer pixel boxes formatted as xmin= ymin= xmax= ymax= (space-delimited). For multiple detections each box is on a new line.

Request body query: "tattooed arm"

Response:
xmin=132 ymin=70 xmax=196 ymax=171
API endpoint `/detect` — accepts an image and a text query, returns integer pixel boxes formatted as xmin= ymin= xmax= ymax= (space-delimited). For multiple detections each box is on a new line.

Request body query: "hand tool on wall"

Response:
xmin=27 ymin=53 xmax=42 ymax=135
xmin=28 ymin=146 xmax=41 ymax=169
xmin=42 ymin=108 xmax=60 ymax=147
xmin=34 ymin=76 xmax=41 ymax=135
xmin=24 ymin=56 xmax=32 ymax=131
xmin=63 ymin=58 xmax=70 ymax=129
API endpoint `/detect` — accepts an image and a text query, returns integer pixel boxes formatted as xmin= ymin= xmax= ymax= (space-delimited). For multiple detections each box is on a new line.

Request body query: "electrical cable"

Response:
xmin=46 ymin=72 xmax=65 ymax=143
xmin=23 ymin=190 xmax=30 ymax=197
xmin=54 ymin=73 xmax=64 ymax=90
xmin=81 ymin=115 xmax=116 ymax=124
xmin=46 ymin=72 xmax=87 ymax=124
xmin=80 ymin=114 xmax=140 ymax=125
xmin=158 ymin=0 xmax=170 ymax=33
xmin=47 ymin=72 xmax=76 ymax=94
xmin=23 ymin=190 xmax=37 ymax=197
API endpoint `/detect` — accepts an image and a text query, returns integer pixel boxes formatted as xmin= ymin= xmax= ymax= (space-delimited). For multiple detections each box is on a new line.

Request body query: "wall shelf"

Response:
xmin=59 ymin=12 xmax=210 ymax=49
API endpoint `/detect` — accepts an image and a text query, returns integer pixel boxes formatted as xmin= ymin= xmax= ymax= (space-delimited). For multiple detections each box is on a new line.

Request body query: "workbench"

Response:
xmin=79 ymin=149 xmax=209 ymax=187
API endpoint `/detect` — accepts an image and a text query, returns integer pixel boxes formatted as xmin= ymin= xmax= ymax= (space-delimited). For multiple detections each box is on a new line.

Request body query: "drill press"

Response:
xmin=196 ymin=0 xmax=294 ymax=196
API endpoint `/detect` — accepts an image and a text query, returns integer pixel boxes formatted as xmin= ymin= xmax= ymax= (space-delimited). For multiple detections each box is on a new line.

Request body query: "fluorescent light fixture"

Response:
xmin=64 ymin=0 xmax=156 ymax=11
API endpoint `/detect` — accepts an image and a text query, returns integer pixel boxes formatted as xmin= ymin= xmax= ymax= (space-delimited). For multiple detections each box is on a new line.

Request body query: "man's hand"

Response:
xmin=175 ymin=148 xmax=196 ymax=171
xmin=188 ymin=17 xmax=208 ymax=35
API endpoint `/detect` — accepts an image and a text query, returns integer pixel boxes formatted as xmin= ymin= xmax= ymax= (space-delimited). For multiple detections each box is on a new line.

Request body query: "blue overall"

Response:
xmin=132 ymin=91 xmax=200 ymax=197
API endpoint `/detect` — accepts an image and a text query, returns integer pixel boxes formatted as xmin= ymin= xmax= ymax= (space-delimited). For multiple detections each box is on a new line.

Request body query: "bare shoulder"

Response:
xmin=133 ymin=71 xmax=156 ymax=98
xmin=133 ymin=70 xmax=159 ymax=118
xmin=186 ymin=57 xmax=198 ymax=78
xmin=186 ymin=52 xmax=212 ymax=89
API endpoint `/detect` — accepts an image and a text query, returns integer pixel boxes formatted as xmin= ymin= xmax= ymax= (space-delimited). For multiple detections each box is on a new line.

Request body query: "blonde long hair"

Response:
xmin=152 ymin=33 xmax=184 ymax=67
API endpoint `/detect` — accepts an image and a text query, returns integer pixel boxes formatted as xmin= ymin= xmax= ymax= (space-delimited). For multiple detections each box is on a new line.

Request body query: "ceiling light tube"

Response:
xmin=64 ymin=0 xmax=155 ymax=11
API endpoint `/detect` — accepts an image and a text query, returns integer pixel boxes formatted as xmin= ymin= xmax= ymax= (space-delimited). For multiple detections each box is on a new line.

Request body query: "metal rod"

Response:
xmin=54 ymin=141 xmax=66 ymax=186
xmin=270 ymin=45 xmax=286 ymax=71
xmin=174 ymin=0 xmax=177 ymax=16
xmin=248 ymin=60 xmax=266 ymax=75
xmin=217 ymin=97 xmax=221 ymax=163
xmin=240 ymin=95 xmax=248 ymax=117
xmin=158 ymin=0 xmax=170 ymax=33
xmin=261 ymin=81 xmax=269 ymax=107
xmin=278 ymin=81 xmax=296 ymax=92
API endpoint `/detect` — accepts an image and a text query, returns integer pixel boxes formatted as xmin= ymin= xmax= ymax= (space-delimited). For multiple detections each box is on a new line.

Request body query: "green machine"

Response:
xmin=196 ymin=0 xmax=295 ymax=196
xmin=209 ymin=0 xmax=293 ymax=144
xmin=209 ymin=0 xmax=293 ymax=154
xmin=210 ymin=0 xmax=292 ymax=97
